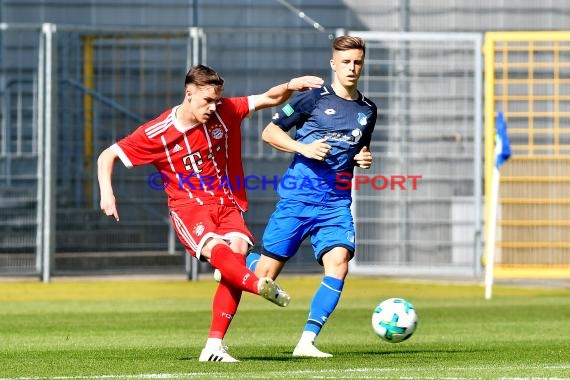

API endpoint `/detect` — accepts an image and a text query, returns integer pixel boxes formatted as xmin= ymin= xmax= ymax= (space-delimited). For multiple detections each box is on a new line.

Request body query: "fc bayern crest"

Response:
xmin=212 ymin=128 xmax=224 ymax=140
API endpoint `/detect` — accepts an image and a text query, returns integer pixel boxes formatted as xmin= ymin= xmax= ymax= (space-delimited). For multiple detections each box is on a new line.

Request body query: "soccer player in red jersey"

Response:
xmin=97 ymin=64 xmax=323 ymax=362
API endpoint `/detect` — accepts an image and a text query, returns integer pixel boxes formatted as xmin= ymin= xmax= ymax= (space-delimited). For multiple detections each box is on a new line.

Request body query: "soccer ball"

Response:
xmin=371 ymin=297 xmax=417 ymax=343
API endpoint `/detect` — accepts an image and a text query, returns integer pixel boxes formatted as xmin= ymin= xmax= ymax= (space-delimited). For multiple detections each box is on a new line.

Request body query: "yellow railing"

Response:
xmin=484 ymin=32 xmax=570 ymax=277
xmin=83 ymin=35 xmax=94 ymax=205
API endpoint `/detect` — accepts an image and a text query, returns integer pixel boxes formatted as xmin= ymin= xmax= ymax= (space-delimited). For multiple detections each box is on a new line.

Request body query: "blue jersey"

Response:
xmin=272 ymin=85 xmax=377 ymax=206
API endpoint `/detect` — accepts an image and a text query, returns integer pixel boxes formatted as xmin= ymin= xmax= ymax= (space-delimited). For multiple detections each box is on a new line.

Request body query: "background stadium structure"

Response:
xmin=0 ymin=1 xmax=568 ymax=280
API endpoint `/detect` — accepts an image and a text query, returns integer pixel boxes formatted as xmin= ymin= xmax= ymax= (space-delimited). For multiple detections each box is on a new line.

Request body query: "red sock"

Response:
xmin=208 ymin=279 xmax=242 ymax=339
xmin=210 ymin=244 xmax=259 ymax=294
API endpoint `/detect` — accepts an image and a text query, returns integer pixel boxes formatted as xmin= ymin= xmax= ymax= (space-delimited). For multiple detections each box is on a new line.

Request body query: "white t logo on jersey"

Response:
xmin=182 ymin=152 xmax=203 ymax=173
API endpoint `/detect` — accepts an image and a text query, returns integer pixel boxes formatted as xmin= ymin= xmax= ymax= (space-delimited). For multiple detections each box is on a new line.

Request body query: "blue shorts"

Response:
xmin=261 ymin=199 xmax=355 ymax=265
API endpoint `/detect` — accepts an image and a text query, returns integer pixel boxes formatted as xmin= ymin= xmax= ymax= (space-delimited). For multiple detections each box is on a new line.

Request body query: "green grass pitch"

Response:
xmin=0 ymin=275 xmax=569 ymax=379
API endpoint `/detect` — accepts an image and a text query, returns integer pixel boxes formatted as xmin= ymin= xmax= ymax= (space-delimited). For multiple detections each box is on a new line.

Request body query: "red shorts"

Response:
xmin=169 ymin=204 xmax=253 ymax=259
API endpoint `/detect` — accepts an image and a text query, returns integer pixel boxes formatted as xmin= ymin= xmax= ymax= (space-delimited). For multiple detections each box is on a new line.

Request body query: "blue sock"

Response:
xmin=304 ymin=276 xmax=344 ymax=336
xmin=246 ymin=252 xmax=260 ymax=271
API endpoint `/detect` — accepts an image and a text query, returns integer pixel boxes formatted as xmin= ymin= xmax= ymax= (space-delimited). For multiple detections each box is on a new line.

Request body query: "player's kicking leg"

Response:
xmin=214 ymin=250 xmax=261 ymax=280
xmin=208 ymin=243 xmax=291 ymax=307
xmin=213 ymin=251 xmax=290 ymax=306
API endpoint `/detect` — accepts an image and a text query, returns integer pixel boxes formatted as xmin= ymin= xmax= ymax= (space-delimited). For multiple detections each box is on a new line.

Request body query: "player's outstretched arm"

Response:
xmin=253 ymin=76 xmax=323 ymax=110
xmin=97 ymin=147 xmax=120 ymax=222
xmin=262 ymin=122 xmax=331 ymax=161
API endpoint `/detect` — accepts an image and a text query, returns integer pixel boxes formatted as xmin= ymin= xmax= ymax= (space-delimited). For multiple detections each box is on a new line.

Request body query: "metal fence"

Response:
xmin=0 ymin=24 xmax=333 ymax=279
xmin=0 ymin=24 xmax=204 ymax=278
xmin=346 ymin=31 xmax=484 ymax=277
xmin=0 ymin=23 xmax=42 ymax=275
xmin=0 ymin=24 xmax=484 ymax=279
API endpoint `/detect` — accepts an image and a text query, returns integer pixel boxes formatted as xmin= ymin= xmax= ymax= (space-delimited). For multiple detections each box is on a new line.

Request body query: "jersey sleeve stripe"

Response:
xmin=145 ymin=117 xmax=171 ymax=138
xmin=111 ymin=143 xmax=133 ymax=169
xmin=246 ymin=95 xmax=256 ymax=117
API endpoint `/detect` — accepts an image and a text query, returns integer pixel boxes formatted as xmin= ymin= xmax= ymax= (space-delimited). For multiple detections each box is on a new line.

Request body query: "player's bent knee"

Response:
xmin=322 ymin=248 xmax=351 ymax=266
xmin=201 ymin=237 xmax=229 ymax=260
xmin=229 ymin=238 xmax=249 ymax=255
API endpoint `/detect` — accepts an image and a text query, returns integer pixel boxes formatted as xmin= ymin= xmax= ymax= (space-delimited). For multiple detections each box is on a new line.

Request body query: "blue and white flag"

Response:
xmin=494 ymin=111 xmax=511 ymax=168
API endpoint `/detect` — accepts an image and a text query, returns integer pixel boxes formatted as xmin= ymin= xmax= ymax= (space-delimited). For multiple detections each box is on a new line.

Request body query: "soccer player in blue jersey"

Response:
xmin=253 ymin=35 xmax=377 ymax=357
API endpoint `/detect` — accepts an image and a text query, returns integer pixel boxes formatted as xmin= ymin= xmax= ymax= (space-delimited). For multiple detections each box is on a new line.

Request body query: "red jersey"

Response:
xmin=113 ymin=96 xmax=254 ymax=211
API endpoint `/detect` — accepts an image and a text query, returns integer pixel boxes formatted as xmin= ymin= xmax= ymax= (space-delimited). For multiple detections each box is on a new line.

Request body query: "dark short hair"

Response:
xmin=332 ymin=36 xmax=366 ymax=56
xmin=184 ymin=64 xmax=224 ymax=88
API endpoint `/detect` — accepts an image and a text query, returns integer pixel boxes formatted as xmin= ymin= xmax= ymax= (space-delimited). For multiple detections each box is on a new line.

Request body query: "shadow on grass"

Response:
xmin=178 ymin=355 xmax=291 ymax=362
xmin=177 ymin=347 xmax=493 ymax=362
xmin=343 ymin=347 xmax=494 ymax=355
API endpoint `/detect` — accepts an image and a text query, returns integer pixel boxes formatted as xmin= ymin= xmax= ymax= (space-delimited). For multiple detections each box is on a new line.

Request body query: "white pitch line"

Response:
xmin=0 ymin=365 xmax=569 ymax=380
